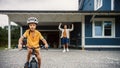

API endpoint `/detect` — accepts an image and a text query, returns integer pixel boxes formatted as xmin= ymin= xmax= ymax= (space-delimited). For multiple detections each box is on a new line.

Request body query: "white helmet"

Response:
xmin=27 ymin=17 xmax=38 ymax=24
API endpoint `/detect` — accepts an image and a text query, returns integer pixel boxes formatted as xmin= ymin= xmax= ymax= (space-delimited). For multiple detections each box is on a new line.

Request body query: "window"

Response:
xmin=93 ymin=18 xmax=115 ymax=38
xmin=104 ymin=21 xmax=112 ymax=36
xmin=94 ymin=0 xmax=103 ymax=10
xmin=94 ymin=21 xmax=102 ymax=36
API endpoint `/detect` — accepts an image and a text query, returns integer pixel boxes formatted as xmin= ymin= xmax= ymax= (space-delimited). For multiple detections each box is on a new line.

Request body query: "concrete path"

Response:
xmin=0 ymin=49 xmax=120 ymax=68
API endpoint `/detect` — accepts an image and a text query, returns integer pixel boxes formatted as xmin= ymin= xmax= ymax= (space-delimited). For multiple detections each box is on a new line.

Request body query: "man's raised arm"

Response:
xmin=69 ymin=24 xmax=74 ymax=31
xmin=58 ymin=23 xmax=62 ymax=31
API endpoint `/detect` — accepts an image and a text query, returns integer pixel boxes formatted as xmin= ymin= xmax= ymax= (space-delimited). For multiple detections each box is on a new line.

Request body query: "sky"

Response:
xmin=0 ymin=0 xmax=78 ymax=28
xmin=0 ymin=0 xmax=78 ymax=10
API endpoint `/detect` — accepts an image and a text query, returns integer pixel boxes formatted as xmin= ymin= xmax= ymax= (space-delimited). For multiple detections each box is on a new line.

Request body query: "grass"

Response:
xmin=0 ymin=46 xmax=6 ymax=50
xmin=0 ymin=44 xmax=16 ymax=50
xmin=0 ymin=44 xmax=7 ymax=50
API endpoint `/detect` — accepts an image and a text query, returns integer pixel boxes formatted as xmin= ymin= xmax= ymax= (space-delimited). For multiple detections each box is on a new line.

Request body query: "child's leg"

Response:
xmin=35 ymin=49 xmax=41 ymax=68
xmin=27 ymin=48 xmax=32 ymax=62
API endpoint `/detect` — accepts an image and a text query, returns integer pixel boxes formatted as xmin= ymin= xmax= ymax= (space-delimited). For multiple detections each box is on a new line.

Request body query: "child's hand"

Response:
xmin=45 ymin=44 xmax=48 ymax=49
xmin=18 ymin=44 xmax=22 ymax=50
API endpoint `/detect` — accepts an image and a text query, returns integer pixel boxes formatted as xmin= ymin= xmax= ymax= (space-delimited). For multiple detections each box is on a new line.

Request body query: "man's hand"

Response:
xmin=18 ymin=44 xmax=22 ymax=50
xmin=60 ymin=23 xmax=62 ymax=25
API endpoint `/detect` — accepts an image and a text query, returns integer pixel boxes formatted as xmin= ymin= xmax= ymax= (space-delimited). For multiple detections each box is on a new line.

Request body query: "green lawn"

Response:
xmin=0 ymin=45 xmax=17 ymax=50
xmin=0 ymin=47 xmax=6 ymax=50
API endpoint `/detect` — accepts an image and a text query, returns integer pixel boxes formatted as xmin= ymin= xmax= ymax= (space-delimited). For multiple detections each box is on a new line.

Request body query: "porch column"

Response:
xmin=20 ymin=26 xmax=23 ymax=37
xmin=8 ymin=20 xmax=11 ymax=49
xmin=81 ymin=15 xmax=85 ymax=50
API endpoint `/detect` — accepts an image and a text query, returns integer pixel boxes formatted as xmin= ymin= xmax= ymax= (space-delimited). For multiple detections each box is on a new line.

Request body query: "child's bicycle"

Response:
xmin=23 ymin=47 xmax=48 ymax=68
xmin=24 ymin=48 xmax=37 ymax=68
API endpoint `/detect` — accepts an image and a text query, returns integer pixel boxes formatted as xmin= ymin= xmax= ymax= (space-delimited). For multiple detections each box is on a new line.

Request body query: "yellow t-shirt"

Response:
xmin=23 ymin=29 xmax=44 ymax=48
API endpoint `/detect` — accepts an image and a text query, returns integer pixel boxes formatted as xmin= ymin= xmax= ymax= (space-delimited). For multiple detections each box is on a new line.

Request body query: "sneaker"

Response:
xmin=63 ymin=49 xmax=66 ymax=53
xmin=66 ymin=48 xmax=69 ymax=52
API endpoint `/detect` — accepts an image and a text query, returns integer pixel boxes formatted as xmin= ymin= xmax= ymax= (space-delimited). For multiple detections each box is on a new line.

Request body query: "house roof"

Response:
xmin=0 ymin=10 xmax=120 ymax=26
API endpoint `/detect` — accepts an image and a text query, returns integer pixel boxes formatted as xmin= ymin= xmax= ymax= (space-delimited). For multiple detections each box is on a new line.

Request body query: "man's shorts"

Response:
xmin=61 ymin=37 xmax=69 ymax=45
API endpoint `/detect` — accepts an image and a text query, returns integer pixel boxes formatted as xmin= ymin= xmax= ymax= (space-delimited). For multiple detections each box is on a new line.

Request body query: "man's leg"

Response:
xmin=65 ymin=38 xmax=69 ymax=51
xmin=63 ymin=44 xmax=66 ymax=52
xmin=63 ymin=44 xmax=66 ymax=49
xmin=35 ymin=49 xmax=41 ymax=68
xmin=66 ymin=43 xmax=69 ymax=52
xmin=65 ymin=43 xmax=68 ymax=48
xmin=61 ymin=38 xmax=66 ymax=52
xmin=66 ymin=38 xmax=69 ymax=52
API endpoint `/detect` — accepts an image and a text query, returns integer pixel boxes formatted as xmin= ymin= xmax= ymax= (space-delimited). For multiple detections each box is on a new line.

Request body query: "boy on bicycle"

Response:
xmin=18 ymin=17 xmax=48 ymax=68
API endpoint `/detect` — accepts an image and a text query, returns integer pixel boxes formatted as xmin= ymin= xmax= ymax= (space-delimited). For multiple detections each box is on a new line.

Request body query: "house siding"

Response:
xmin=82 ymin=0 xmax=94 ymax=11
xmin=85 ymin=15 xmax=120 ymax=45
xmin=85 ymin=38 xmax=120 ymax=45
xmin=98 ymin=0 xmax=111 ymax=11
xmin=80 ymin=0 xmax=120 ymax=11
xmin=114 ymin=0 xmax=120 ymax=10
xmin=81 ymin=0 xmax=111 ymax=11
xmin=85 ymin=15 xmax=92 ymax=37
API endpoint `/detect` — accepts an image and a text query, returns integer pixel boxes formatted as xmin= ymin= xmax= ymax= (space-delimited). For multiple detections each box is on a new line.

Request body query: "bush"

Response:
xmin=0 ymin=25 xmax=20 ymax=48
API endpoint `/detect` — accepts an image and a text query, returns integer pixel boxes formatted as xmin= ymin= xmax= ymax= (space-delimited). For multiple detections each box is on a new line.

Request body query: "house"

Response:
xmin=0 ymin=0 xmax=120 ymax=49
xmin=79 ymin=0 xmax=120 ymax=11
xmin=79 ymin=0 xmax=120 ymax=49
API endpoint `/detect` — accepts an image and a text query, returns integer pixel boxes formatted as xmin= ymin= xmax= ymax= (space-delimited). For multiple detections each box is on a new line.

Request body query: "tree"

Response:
xmin=11 ymin=25 xmax=20 ymax=46
xmin=0 ymin=25 xmax=20 ymax=48
xmin=0 ymin=27 xmax=8 ymax=47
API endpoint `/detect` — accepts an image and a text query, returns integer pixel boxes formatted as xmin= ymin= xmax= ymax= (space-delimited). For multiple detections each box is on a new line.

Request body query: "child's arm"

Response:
xmin=18 ymin=36 xmax=24 ymax=50
xmin=41 ymin=39 xmax=48 ymax=49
